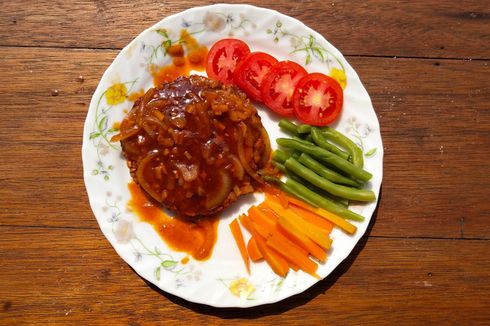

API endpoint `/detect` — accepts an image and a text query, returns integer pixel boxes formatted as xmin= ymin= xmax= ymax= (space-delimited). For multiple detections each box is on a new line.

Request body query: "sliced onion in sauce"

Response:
xmin=236 ymin=125 xmax=263 ymax=184
xmin=228 ymin=154 xmax=244 ymax=180
xmin=136 ymin=151 xmax=162 ymax=201
xmin=110 ymin=125 xmax=140 ymax=142
xmin=142 ymin=87 xmax=157 ymax=105
xmin=259 ymin=126 xmax=271 ymax=167
xmin=141 ymin=115 xmax=167 ymax=139
xmin=205 ymin=170 xmax=232 ymax=209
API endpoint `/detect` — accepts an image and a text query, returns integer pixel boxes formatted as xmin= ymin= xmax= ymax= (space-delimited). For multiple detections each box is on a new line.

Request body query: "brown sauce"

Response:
xmin=118 ymin=75 xmax=268 ymax=216
xmin=128 ymin=182 xmax=219 ymax=261
xmin=151 ymin=29 xmax=208 ymax=86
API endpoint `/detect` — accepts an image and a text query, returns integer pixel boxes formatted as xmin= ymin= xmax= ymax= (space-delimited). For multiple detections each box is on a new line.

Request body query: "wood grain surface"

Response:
xmin=1 ymin=1 xmax=489 ymax=325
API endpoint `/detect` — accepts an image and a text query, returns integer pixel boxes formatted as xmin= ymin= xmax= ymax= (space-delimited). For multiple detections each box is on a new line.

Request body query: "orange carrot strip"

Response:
xmin=289 ymin=204 xmax=333 ymax=233
xmin=267 ymin=231 xmax=320 ymax=279
xmin=245 ymin=218 xmax=289 ymax=278
xmin=289 ymin=261 xmax=300 ymax=272
xmin=277 ymin=218 xmax=327 ymax=263
xmin=248 ymin=206 xmax=277 ymax=237
xmin=229 ymin=218 xmax=250 ymax=274
xmin=239 ymin=213 xmax=269 ymax=240
xmin=248 ymin=207 xmax=309 ymax=257
xmin=238 ymin=214 xmax=253 ymax=233
xmin=267 ymin=199 xmax=332 ymax=250
xmin=265 ymin=192 xmax=289 ymax=208
xmin=257 ymin=203 xmax=280 ymax=219
xmin=285 ymin=194 xmax=357 ymax=234
xmin=266 ymin=246 xmax=291 ymax=277
xmin=247 ymin=237 xmax=263 ymax=261
xmin=261 ymin=182 xmax=281 ymax=196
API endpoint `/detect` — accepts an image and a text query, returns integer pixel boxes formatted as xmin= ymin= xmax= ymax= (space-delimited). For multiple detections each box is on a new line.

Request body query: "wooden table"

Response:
xmin=1 ymin=1 xmax=489 ymax=324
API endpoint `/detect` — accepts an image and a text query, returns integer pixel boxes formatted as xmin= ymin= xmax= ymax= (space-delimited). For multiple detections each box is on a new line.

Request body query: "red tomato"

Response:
xmin=292 ymin=73 xmax=343 ymax=126
xmin=206 ymin=39 xmax=250 ymax=84
xmin=234 ymin=52 xmax=278 ymax=102
xmin=260 ymin=61 xmax=307 ymax=116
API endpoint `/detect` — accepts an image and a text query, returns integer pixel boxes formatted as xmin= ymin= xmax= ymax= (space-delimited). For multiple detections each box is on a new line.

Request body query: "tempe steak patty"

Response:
xmin=113 ymin=75 xmax=271 ymax=217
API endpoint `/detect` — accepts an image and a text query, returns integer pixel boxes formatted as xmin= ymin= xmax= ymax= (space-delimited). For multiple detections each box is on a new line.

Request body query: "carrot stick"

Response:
xmin=266 ymin=246 xmax=291 ymax=277
xmin=257 ymin=203 xmax=280 ymax=220
xmin=247 ymin=237 xmax=263 ymax=261
xmin=248 ymin=206 xmax=277 ymax=236
xmin=267 ymin=231 xmax=320 ymax=279
xmin=289 ymin=261 xmax=300 ymax=272
xmin=239 ymin=213 xmax=268 ymax=239
xmin=267 ymin=199 xmax=332 ymax=250
xmin=289 ymin=204 xmax=333 ymax=233
xmin=242 ymin=215 xmax=289 ymax=277
xmin=238 ymin=214 xmax=252 ymax=233
xmin=285 ymin=194 xmax=357 ymax=234
xmin=229 ymin=218 xmax=250 ymax=274
xmin=264 ymin=189 xmax=289 ymax=208
xmin=261 ymin=182 xmax=282 ymax=197
xmin=248 ymin=206 xmax=310 ymax=260
xmin=277 ymin=218 xmax=327 ymax=262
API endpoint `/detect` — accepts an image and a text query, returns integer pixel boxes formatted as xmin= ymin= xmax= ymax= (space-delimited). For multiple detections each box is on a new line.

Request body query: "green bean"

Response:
xmin=311 ymin=127 xmax=350 ymax=160
xmin=291 ymin=151 xmax=301 ymax=160
xmin=276 ymin=138 xmax=372 ymax=182
xmin=285 ymin=178 xmax=364 ymax=221
xmin=292 ymin=136 xmax=314 ymax=145
xmin=272 ymin=160 xmax=286 ymax=173
xmin=272 ymin=150 xmax=290 ymax=163
xmin=285 ymin=158 xmax=375 ymax=202
xmin=263 ymin=176 xmax=319 ymax=208
xmin=322 ymin=127 xmax=364 ymax=168
xmin=272 ymin=157 xmax=350 ymax=207
xmin=297 ymin=124 xmax=312 ymax=134
xmin=298 ymin=153 xmax=363 ymax=188
xmin=271 ymin=161 xmax=311 ymax=187
xmin=278 ymin=119 xmax=299 ymax=136
xmin=273 ymin=155 xmax=311 ymax=185
xmin=304 ymin=134 xmax=313 ymax=142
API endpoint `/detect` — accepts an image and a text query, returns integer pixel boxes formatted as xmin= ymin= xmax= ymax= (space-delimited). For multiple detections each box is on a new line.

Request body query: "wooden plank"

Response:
xmin=353 ymin=57 xmax=490 ymax=240
xmin=0 ymin=227 xmax=488 ymax=324
xmin=0 ymin=0 xmax=489 ymax=59
xmin=0 ymin=47 xmax=489 ymax=239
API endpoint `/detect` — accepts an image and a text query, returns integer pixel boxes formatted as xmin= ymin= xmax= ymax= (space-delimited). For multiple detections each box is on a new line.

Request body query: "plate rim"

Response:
xmin=82 ymin=3 xmax=384 ymax=308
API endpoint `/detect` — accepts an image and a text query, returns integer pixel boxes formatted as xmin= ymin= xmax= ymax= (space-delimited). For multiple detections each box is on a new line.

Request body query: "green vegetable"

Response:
xmin=276 ymin=138 xmax=373 ymax=182
xmin=272 ymin=160 xmax=287 ymax=173
xmin=310 ymin=127 xmax=350 ymax=160
xmin=271 ymin=161 xmax=306 ymax=185
xmin=272 ymin=150 xmax=290 ymax=164
xmin=322 ymin=127 xmax=364 ymax=168
xmin=273 ymin=177 xmax=364 ymax=221
xmin=278 ymin=119 xmax=299 ymax=136
xmin=284 ymin=157 xmax=376 ymax=202
xmin=298 ymin=153 xmax=363 ymax=188
xmin=263 ymin=176 xmax=318 ymax=208
xmin=297 ymin=124 xmax=312 ymax=134
xmin=272 ymin=152 xmax=349 ymax=207
xmin=304 ymin=134 xmax=313 ymax=143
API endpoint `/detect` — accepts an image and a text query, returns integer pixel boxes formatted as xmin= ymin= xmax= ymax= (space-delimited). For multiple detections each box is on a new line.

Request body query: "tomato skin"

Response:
xmin=234 ymin=52 xmax=278 ymax=102
xmin=206 ymin=39 xmax=250 ymax=85
xmin=260 ymin=61 xmax=307 ymax=116
xmin=292 ymin=73 xmax=343 ymax=126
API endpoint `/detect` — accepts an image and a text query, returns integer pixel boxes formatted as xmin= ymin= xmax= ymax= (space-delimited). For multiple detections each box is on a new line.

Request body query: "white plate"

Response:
xmin=82 ymin=4 xmax=383 ymax=308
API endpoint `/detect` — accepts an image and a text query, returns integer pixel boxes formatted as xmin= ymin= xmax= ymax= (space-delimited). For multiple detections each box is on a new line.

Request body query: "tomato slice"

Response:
xmin=292 ymin=73 xmax=343 ymax=126
xmin=260 ymin=61 xmax=307 ymax=116
xmin=206 ymin=39 xmax=250 ymax=85
xmin=234 ymin=52 xmax=278 ymax=102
